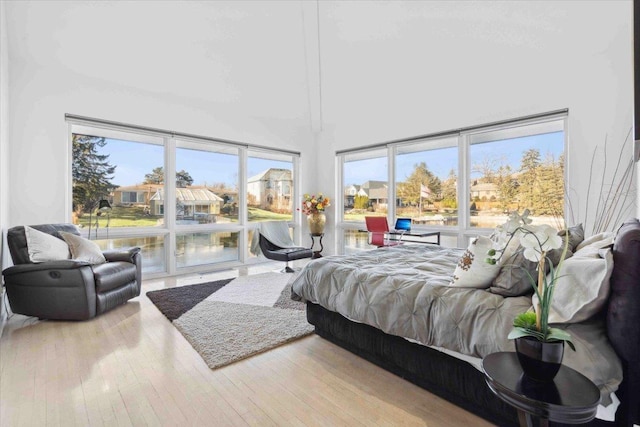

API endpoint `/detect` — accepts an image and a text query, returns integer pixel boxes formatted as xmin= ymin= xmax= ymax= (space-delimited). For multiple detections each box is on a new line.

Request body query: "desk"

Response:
xmin=309 ymin=233 xmax=324 ymax=258
xmin=483 ymin=352 xmax=600 ymax=427
xmin=387 ymin=230 xmax=440 ymax=245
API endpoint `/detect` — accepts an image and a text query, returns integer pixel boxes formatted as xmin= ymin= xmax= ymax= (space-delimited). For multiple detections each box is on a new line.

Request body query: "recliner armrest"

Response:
xmin=2 ymin=260 xmax=91 ymax=277
xmin=103 ymin=247 xmax=141 ymax=264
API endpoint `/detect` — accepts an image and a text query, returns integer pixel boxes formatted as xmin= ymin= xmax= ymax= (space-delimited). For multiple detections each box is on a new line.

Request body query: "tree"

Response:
xmin=397 ymin=162 xmax=441 ymax=206
xmin=354 ymin=194 xmax=369 ymax=210
xmin=72 ymin=135 xmax=116 ymax=215
xmin=144 ymin=167 xmax=164 ymax=185
xmin=440 ymin=169 xmax=458 ymax=208
xmin=143 ymin=167 xmax=194 ymax=187
xmin=535 ymin=153 xmax=564 ymax=217
xmin=495 ymin=165 xmax=518 ymax=212
xmin=518 ymin=149 xmax=541 ymax=212
xmin=471 ymin=157 xmax=500 ymax=184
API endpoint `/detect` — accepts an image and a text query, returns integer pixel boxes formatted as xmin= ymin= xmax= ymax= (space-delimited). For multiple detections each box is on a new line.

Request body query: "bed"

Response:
xmin=291 ymin=219 xmax=640 ymax=426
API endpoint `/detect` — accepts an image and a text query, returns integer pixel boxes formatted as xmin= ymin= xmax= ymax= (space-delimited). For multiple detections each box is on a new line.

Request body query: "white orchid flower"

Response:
xmin=538 ymin=224 xmax=563 ymax=251
xmin=520 ymin=225 xmax=561 ymax=262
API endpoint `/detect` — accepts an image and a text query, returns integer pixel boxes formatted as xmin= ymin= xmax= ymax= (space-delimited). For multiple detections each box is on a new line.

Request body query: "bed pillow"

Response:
xmin=535 ymin=233 xmax=614 ymax=323
xmin=449 ymin=236 xmax=500 ymax=288
xmin=24 ymin=226 xmax=71 ymax=263
xmin=59 ymin=231 xmax=107 ymax=265
xmin=489 ymin=224 xmax=585 ymax=297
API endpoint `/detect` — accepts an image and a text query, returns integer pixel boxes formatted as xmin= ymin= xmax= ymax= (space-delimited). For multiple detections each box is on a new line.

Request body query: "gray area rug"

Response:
xmin=147 ymin=272 xmax=313 ymax=369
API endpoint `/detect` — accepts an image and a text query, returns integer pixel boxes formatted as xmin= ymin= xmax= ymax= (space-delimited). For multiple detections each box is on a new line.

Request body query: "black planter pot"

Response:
xmin=515 ymin=336 xmax=564 ymax=382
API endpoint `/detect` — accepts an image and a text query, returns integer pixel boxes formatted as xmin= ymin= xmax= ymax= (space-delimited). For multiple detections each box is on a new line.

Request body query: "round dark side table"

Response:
xmin=482 ymin=352 xmax=600 ymax=427
xmin=310 ymin=233 xmax=324 ymax=258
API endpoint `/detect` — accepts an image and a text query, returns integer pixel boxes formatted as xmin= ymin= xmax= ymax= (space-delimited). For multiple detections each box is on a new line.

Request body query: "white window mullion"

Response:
xmin=458 ymin=134 xmax=470 ymax=248
xmin=165 ymin=136 xmax=177 ymax=276
xmin=335 ymin=154 xmax=345 ymax=254
xmin=387 ymin=145 xmax=396 ymax=224
xmin=238 ymin=147 xmax=248 ymax=263
xmin=292 ymin=154 xmax=301 ymax=244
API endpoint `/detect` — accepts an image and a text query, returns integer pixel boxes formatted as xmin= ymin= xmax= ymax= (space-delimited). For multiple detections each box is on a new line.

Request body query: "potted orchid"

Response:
xmin=487 ymin=210 xmax=574 ymax=381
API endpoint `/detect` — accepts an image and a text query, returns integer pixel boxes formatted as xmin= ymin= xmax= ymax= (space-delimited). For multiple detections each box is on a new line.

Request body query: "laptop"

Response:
xmin=393 ymin=217 xmax=412 ymax=233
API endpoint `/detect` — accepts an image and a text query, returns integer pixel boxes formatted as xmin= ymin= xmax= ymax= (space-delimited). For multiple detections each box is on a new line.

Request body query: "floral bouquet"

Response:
xmin=487 ymin=210 xmax=574 ymax=350
xmin=300 ymin=193 xmax=330 ymax=215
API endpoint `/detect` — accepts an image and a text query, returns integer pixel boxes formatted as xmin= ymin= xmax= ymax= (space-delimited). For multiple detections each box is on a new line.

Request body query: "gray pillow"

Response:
xmin=547 ymin=223 xmax=584 ymax=265
xmin=489 ymin=223 xmax=585 ymax=297
xmin=489 ymin=249 xmax=538 ymax=296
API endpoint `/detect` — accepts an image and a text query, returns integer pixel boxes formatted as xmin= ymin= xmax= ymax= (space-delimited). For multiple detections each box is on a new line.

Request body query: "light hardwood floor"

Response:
xmin=0 ymin=263 xmax=493 ymax=427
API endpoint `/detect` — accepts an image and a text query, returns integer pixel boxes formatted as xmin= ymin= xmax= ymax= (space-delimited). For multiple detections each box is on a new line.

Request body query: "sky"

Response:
xmin=95 ymin=131 xmax=562 ymax=188
xmin=97 ymin=138 xmax=292 ymax=188
xmin=344 ymin=131 xmax=564 ymax=185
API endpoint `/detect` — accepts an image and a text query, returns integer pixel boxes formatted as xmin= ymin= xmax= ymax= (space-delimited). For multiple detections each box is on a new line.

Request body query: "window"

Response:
xmin=69 ymin=117 xmax=300 ymax=277
xmin=176 ymin=231 xmax=239 ymax=268
xmin=342 ymin=149 xmax=388 ymax=220
xmin=468 ymin=121 xmax=565 ymax=228
xmin=337 ymin=113 xmax=566 ymax=252
xmin=175 ymin=140 xmax=239 ymax=224
xmin=395 ymin=137 xmax=458 ymax=227
xmin=247 ymin=150 xmax=295 ymax=222
xmin=72 ymin=132 xmax=164 ymax=231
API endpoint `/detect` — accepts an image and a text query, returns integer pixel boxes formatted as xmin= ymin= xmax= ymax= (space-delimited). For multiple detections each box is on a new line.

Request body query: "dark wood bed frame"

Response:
xmin=305 ymin=219 xmax=640 ymax=426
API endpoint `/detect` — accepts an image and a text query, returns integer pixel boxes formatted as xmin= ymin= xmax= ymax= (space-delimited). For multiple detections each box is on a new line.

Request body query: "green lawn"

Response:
xmin=77 ymin=206 xmax=292 ymax=228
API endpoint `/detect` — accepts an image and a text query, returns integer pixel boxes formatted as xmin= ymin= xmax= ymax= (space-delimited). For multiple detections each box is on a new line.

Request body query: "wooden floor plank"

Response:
xmin=0 ymin=264 xmax=493 ymax=427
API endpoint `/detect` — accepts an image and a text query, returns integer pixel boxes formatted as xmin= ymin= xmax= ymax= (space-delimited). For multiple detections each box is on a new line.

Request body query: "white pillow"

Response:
xmin=535 ymin=240 xmax=614 ymax=323
xmin=24 ymin=226 xmax=71 ymax=263
xmin=59 ymin=231 xmax=106 ymax=265
xmin=449 ymin=236 xmax=501 ymax=288
xmin=574 ymin=231 xmax=614 ymax=253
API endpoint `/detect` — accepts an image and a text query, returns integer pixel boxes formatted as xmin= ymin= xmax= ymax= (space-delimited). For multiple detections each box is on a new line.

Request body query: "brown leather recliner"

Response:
xmin=2 ymin=224 xmax=142 ymax=320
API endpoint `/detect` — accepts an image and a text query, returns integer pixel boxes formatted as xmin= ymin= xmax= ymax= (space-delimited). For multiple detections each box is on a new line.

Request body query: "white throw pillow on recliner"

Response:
xmin=59 ymin=231 xmax=106 ymax=265
xmin=24 ymin=226 xmax=71 ymax=263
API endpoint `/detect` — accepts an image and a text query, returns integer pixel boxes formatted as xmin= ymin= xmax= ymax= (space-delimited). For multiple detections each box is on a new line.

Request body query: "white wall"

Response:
xmin=5 ymin=1 xmax=316 ymax=226
xmin=0 ymin=0 xmax=10 ymax=326
xmin=316 ymin=0 xmax=635 ymax=241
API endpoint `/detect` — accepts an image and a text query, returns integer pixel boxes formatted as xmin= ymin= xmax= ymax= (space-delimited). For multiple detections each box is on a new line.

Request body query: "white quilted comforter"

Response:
xmin=291 ymin=244 xmax=622 ymax=402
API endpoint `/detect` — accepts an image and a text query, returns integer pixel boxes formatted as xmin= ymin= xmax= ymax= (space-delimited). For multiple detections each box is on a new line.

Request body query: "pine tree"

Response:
xmin=143 ymin=167 xmax=194 ymax=187
xmin=72 ymin=135 xmax=116 ymax=215
xmin=495 ymin=164 xmax=518 ymax=212
xmin=518 ymin=149 xmax=541 ymax=213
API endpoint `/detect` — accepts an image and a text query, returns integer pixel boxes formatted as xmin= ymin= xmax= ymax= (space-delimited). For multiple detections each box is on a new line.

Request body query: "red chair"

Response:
xmin=365 ymin=216 xmax=402 ymax=248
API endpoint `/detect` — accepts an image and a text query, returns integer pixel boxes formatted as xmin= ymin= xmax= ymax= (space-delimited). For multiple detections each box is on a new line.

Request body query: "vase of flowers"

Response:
xmin=487 ymin=210 xmax=574 ymax=382
xmin=300 ymin=193 xmax=330 ymax=235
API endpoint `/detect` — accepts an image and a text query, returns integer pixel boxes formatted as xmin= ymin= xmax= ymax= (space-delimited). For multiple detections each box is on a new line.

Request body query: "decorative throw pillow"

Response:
xmin=534 ymin=235 xmax=614 ymax=323
xmin=489 ymin=224 xmax=585 ymax=297
xmin=489 ymin=250 xmax=538 ymax=297
xmin=24 ymin=226 xmax=71 ymax=263
xmin=449 ymin=236 xmax=500 ymax=288
xmin=59 ymin=231 xmax=106 ymax=265
xmin=547 ymin=223 xmax=585 ymax=266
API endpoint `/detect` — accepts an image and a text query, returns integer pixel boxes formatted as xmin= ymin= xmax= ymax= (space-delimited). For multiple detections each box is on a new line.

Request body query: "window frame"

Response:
xmin=67 ymin=118 xmax=301 ymax=279
xmin=336 ymin=113 xmax=568 ymax=253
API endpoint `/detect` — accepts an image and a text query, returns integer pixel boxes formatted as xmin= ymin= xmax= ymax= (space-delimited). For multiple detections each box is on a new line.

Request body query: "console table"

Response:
xmin=482 ymin=352 xmax=600 ymax=427
xmin=387 ymin=230 xmax=440 ymax=245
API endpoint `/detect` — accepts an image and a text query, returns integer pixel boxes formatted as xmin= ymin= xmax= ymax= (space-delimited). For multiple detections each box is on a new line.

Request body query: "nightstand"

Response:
xmin=482 ymin=352 xmax=600 ymax=427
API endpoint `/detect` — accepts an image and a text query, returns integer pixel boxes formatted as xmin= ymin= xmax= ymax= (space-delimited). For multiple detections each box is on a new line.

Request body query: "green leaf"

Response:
xmin=508 ymin=326 xmax=545 ymax=341
xmin=513 ymin=312 xmax=536 ymax=328
xmin=547 ymin=328 xmax=576 ymax=351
